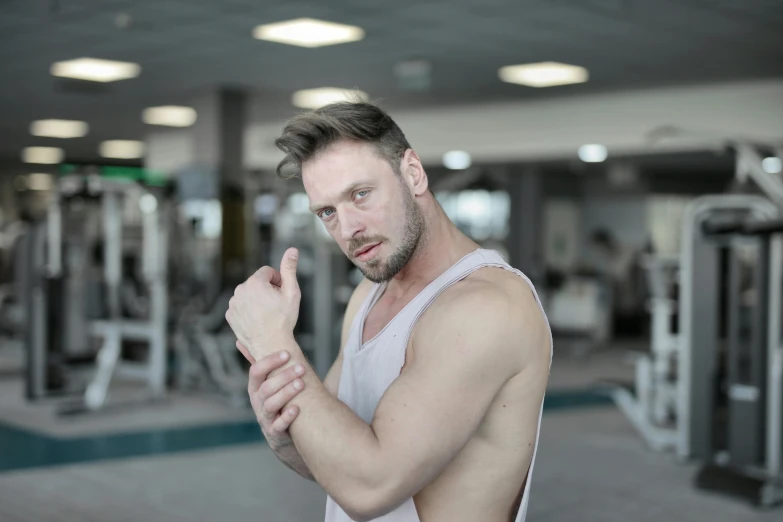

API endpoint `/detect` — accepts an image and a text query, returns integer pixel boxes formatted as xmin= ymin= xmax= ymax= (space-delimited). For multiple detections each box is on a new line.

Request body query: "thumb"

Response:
xmin=280 ymin=248 xmax=300 ymax=299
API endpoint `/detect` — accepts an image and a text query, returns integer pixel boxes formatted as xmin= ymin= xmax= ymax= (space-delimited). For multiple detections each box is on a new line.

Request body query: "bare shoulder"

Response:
xmin=413 ymin=266 xmax=550 ymax=373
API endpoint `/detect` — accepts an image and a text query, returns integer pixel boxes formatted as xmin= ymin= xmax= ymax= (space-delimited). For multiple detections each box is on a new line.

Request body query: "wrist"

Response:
xmin=249 ymin=331 xmax=296 ymax=360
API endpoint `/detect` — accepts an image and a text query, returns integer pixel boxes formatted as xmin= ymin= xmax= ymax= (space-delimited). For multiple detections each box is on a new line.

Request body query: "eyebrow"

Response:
xmin=309 ymin=180 xmax=373 ymax=213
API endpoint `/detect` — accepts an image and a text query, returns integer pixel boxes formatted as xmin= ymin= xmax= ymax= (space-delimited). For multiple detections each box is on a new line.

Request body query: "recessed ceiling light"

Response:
xmin=292 ymin=87 xmax=368 ymax=109
xmin=578 ymin=144 xmax=608 ymax=163
xmin=142 ymin=106 xmax=198 ymax=127
xmin=22 ymin=147 xmax=64 ymax=164
xmin=442 ymin=151 xmax=472 ymax=170
xmin=27 ymin=173 xmax=55 ymax=191
xmin=499 ymin=61 xmax=589 ymax=88
xmin=253 ymin=18 xmax=364 ymax=48
xmin=762 ymin=157 xmax=782 ymax=174
xmin=100 ymin=140 xmax=145 ymax=159
xmin=30 ymin=119 xmax=89 ymax=138
xmin=50 ymin=58 xmax=141 ymax=83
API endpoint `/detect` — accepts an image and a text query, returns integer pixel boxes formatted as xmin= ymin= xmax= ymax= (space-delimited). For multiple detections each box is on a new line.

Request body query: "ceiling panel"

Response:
xmin=0 ymin=0 xmax=781 ymax=163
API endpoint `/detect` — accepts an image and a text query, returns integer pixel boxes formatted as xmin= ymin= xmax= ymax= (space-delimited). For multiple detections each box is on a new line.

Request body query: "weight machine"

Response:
xmin=679 ymin=193 xmax=783 ymax=507
xmin=611 ymin=253 xmax=680 ymax=451
xmin=612 ymin=133 xmax=783 ymax=506
xmin=24 ymin=174 xmax=168 ymax=412
xmin=172 ymin=289 xmax=248 ymax=406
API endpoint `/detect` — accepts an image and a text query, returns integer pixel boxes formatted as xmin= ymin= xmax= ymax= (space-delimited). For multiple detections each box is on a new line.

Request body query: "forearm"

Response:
xmin=270 ymin=439 xmax=315 ymax=481
xmin=293 ymin=382 xmax=388 ymax=514
xmin=255 ymin=338 xmax=387 ymax=512
xmin=248 ymin=338 xmax=322 ymax=482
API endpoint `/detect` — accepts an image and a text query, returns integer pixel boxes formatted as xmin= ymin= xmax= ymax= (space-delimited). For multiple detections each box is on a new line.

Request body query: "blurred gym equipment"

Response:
xmin=679 ymin=194 xmax=782 ymax=507
xmin=544 ymin=276 xmax=612 ymax=355
xmin=0 ymin=219 xmax=28 ymax=347
xmin=167 ymin=195 xmax=247 ymax=403
xmin=23 ymin=174 xmax=168 ymax=413
xmin=172 ymin=289 xmax=247 ymax=405
xmin=612 ymin=136 xmax=783 ymax=507
xmin=612 ymin=253 xmax=680 ymax=451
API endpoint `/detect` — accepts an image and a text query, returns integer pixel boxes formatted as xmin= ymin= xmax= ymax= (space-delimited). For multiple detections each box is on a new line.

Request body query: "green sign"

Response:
xmin=59 ymin=164 xmax=168 ymax=186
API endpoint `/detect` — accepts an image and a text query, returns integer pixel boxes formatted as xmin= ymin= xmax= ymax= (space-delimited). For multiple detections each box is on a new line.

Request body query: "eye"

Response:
xmin=319 ymin=208 xmax=335 ymax=220
xmin=355 ymin=189 xmax=370 ymax=200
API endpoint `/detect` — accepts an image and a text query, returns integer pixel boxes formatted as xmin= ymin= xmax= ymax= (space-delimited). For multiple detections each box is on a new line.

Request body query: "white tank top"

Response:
xmin=324 ymin=249 xmax=553 ymax=522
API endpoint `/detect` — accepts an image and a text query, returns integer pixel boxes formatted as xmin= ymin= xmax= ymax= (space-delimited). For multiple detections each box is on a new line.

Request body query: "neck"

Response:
xmin=385 ymin=194 xmax=479 ymax=296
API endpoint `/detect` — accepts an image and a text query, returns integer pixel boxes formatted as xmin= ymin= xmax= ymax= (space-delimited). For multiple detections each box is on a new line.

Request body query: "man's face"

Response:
xmin=302 ymin=140 xmax=425 ymax=283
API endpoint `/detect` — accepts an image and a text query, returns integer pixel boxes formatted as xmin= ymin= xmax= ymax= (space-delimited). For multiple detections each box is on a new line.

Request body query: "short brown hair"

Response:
xmin=274 ymin=100 xmax=412 ymax=179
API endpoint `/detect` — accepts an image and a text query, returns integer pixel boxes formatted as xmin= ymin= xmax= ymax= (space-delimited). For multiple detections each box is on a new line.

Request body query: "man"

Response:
xmin=588 ymin=228 xmax=647 ymax=337
xmin=225 ymin=101 xmax=552 ymax=522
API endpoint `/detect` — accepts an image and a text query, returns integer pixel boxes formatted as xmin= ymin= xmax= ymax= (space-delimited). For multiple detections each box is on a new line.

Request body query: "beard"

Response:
xmin=350 ymin=184 xmax=425 ymax=284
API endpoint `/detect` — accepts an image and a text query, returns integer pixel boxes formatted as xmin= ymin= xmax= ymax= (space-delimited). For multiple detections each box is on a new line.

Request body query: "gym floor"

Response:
xmin=0 ymin=344 xmax=776 ymax=522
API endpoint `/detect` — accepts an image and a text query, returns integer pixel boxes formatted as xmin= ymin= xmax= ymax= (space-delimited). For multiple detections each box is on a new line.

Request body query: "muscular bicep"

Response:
xmin=324 ymin=278 xmax=373 ymax=397
xmin=369 ymin=292 xmax=529 ymax=504
xmin=372 ymin=296 xmax=518 ymax=500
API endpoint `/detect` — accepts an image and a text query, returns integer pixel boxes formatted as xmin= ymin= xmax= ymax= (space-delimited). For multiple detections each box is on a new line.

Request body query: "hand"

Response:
xmin=225 ymin=248 xmax=301 ymax=360
xmin=246 ymin=345 xmax=306 ymax=449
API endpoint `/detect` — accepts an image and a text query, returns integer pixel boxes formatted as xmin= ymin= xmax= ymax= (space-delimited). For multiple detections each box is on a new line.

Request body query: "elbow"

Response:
xmin=342 ymin=503 xmax=374 ymax=522
xmin=342 ymin=497 xmax=390 ymax=522
xmin=336 ymin=482 xmax=403 ymax=522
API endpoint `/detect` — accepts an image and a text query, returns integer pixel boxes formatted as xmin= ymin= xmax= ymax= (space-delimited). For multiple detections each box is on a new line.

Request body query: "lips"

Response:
xmin=354 ymin=243 xmax=380 ymax=258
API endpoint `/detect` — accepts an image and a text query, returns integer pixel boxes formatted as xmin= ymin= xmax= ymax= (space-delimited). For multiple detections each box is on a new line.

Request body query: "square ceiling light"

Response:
xmin=253 ymin=18 xmax=364 ymax=48
xmin=51 ymin=58 xmax=141 ymax=82
xmin=499 ymin=61 xmax=589 ymax=88
xmin=22 ymin=147 xmax=64 ymax=164
xmin=142 ymin=106 xmax=198 ymax=127
xmin=292 ymin=87 xmax=368 ymax=109
xmin=100 ymin=140 xmax=145 ymax=159
xmin=30 ymin=119 xmax=89 ymax=138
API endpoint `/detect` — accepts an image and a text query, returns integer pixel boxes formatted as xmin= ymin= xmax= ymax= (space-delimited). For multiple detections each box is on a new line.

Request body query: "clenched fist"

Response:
xmin=225 ymin=248 xmax=302 ymax=360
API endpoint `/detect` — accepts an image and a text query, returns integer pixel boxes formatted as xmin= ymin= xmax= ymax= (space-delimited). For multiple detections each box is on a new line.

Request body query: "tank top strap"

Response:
xmin=393 ymin=248 xmax=509 ymax=347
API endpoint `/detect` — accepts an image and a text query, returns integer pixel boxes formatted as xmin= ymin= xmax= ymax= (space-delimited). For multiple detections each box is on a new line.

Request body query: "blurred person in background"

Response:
xmin=225 ymin=101 xmax=552 ymax=522
xmin=588 ymin=228 xmax=648 ymax=337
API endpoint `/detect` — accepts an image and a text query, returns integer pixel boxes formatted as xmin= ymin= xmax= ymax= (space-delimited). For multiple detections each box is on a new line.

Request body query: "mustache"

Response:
xmin=349 ymin=236 xmax=386 ymax=253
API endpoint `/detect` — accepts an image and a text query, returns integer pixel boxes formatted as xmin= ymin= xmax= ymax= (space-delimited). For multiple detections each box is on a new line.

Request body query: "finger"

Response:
xmin=248 ymin=351 xmax=291 ymax=394
xmin=280 ymin=248 xmax=300 ymax=300
xmin=262 ymin=378 xmax=304 ymax=417
xmin=253 ymin=266 xmax=282 ymax=287
xmin=268 ymin=406 xmax=299 ymax=435
xmin=269 ymin=269 xmax=282 ymax=288
xmin=259 ymin=363 xmax=305 ymax=402
xmin=236 ymin=340 xmax=256 ymax=364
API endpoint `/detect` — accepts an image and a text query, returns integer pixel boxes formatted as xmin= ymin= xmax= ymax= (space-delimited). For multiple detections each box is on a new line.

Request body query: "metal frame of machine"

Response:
xmin=26 ymin=174 xmax=168 ymax=412
xmin=611 ymin=253 xmax=680 ymax=452
xmin=678 ymin=193 xmax=782 ymax=506
xmin=611 ymin=137 xmax=783 ymax=506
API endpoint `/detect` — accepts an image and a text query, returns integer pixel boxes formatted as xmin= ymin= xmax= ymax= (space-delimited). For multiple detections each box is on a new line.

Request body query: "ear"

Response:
xmin=400 ymin=149 xmax=429 ymax=197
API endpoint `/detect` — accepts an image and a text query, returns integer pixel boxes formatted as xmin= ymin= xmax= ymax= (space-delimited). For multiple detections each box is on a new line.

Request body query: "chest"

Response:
xmin=361 ymin=290 xmax=417 ymax=345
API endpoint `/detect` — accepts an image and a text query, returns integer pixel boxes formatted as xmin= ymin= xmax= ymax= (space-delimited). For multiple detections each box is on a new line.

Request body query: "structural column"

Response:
xmin=507 ymin=167 xmax=543 ymax=285
xmin=145 ymin=87 xmax=248 ymax=288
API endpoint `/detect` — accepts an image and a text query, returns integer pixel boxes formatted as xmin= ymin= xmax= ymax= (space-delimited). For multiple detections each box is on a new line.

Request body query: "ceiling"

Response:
xmin=1 ymin=0 xmax=782 ymax=164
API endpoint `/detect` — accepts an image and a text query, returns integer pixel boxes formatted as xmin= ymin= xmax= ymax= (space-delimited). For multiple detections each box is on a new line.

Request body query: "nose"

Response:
xmin=338 ymin=206 xmax=365 ymax=242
